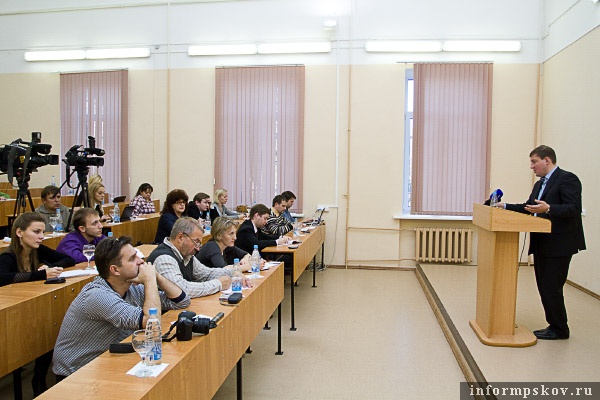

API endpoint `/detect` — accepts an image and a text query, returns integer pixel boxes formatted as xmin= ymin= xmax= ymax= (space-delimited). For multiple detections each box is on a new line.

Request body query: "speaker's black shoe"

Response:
xmin=534 ymin=328 xmax=569 ymax=340
xmin=533 ymin=326 xmax=551 ymax=334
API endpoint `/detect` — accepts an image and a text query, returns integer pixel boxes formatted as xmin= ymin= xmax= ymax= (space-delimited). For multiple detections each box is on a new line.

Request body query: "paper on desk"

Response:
xmin=126 ymin=362 xmax=169 ymax=377
xmin=59 ymin=269 xmax=99 ymax=278
xmin=264 ymin=261 xmax=280 ymax=270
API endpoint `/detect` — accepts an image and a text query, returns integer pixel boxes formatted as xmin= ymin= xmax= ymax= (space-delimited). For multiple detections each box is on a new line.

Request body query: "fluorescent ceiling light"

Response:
xmin=24 ymin=50 xmax=86 ymax=61
xmin=258 ymin=42 xmax=331 ymax=54
xmin=365 ymin=40 xmax=442 ymax=53
xmin=86 ymin=47 xmax=150 ymax=59
xmin=443 ymin=40 xmax=521 ymax=52
xmin=322 ymin=19 xmax=338 ymax=30
xmin=188 ymin=44 xmax=257 ymax=56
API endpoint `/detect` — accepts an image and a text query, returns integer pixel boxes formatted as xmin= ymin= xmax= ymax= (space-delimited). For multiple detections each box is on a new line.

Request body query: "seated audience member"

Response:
xmin=197 ymin=217 xmax=254 ymax=269
xmin=87 ymin=181 xmax=111 ymax=222
xmin=235 ymin=204 xmax=290 ymax=256
xmin=35 ymin=185 xmax=73 ymax=232
xmin=280 ymin=190 xmax=297 ymax=223
xmin=262 ymin=195 xmax=293 ymax=237
xmin=186 ymin=192 xmax=212 ymax=222
xmin=149 ymin=218 xmax=251 ymax=297
xmin=53 ymin=236 xmax=190 ymax=379
xmin=154 ymin=189 xmax=188 ymax=244
xmin=75 ymin=174 xmax=103 ymax=207
xmin=56 ymin=208 xmax=107 ymax=263
xmin=0 ymin=212 xmax=75 ymax=396
xmin=210 ymin=188 xmax=240 ymax=220
xmin=130 ymin=183 xmax=156 ymax=216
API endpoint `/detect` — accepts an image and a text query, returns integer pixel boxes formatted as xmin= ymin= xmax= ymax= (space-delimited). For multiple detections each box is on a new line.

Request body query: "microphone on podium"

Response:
xmin=484 ymin=189 xmax=503 ymax=206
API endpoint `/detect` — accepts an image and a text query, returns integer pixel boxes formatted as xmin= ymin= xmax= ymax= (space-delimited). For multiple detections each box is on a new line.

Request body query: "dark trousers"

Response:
xmin=32 ymin=350 xmax=53 ymax=397
xmin=532 ymin=251 xmax=571 ymax=335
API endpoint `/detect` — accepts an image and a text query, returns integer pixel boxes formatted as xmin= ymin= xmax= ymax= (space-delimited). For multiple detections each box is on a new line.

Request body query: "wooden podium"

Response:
xmin=469 ymin=203 xmax=551 ymax=347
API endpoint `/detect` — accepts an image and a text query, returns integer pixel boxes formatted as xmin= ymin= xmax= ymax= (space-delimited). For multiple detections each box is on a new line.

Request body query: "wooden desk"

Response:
xmin=0 ymin=265 xmax=94 ymax=377
xmin=38 ymin=262 xmax=284 ymax=400
xmin=0 ymin=233 xmax=67 ymax=253
xmin=262 ymin=224 xmax=325 ymax=330
xmin=0 ymin=196 xmax=76 ymax=227
xmin=102 ymin=213 xmax=160 ymax=244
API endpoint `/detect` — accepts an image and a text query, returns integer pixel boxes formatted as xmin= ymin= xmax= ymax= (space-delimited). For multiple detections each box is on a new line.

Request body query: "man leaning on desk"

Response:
xmin=56 ymin=208 xmax=107 ymax=263
xmin=52 ymin=236 xmax=190 ymax=379
xmin=148 ymin=217 xmax=251 ymax=298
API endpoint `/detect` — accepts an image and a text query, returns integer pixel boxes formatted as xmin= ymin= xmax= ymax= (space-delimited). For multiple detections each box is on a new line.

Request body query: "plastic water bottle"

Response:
xmin=293 ymin=218 xmax=299 ymax=238
xmin=250 ymin=245 xmax=260 ymax=278
xmin=55 ymin=208 xmax=63 ymax=233
xmin=490 ymin=190 xmax=499 ymax=207
xmin=146 ymin=308 xmax=162 ymax=366
xmin=233 ymin=258 xmax=241 ymax=275
xmin=112 ymin=203 xmax=120 ymax=223
xmin=50 ymin=175 xmax=56 ymax=186
xmin=205 ymin=212 xmax=211 ymax=233
xmin=107 ymin=231 xmax=113 ymax=238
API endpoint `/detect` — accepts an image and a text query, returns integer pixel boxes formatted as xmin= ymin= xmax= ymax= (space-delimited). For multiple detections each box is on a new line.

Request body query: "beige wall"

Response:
xmin=0 ymin=62 xmax=552 ymax=274
xmin=540 ymin=26 xmax=600 ymax=294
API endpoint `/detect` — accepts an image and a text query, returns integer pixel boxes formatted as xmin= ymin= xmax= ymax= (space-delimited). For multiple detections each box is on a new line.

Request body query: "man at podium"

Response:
xmin=497 ymin=145 xmax=585 ymax=340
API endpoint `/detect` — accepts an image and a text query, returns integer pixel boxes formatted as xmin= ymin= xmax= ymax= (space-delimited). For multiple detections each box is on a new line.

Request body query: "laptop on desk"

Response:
xmin=112 ymin=195 xmax=126 ymax=203
xmin=120 ymin=206 xmax=135 ymax=221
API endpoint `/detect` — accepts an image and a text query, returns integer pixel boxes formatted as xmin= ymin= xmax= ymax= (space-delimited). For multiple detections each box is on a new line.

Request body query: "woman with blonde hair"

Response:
xmin=210 ymin=188 xmax=240 ymax=220
xmin=197 ymin=217 xmax=252 ymax=269
xmin=87 ymin=181 xmax=111 ymax=222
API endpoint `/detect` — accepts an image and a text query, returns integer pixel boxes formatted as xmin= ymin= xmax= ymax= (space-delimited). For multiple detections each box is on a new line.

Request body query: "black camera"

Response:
xmin=64 ymin=136 xmax=105 ymax=168
xmin=163 ymin=311 xmax=224 ymax=342
xmin=176 ymin=311 xmax=211 ymax=341
xmin=0 ymin=132 xmax=59 ymax=181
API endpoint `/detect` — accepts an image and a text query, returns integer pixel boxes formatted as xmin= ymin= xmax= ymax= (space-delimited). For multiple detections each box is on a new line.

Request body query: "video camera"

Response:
xmin=163 ymin=311 xmax=224 ymax=342
xmin=0 ymin=132 xmax=59 ymax=182
xmin=64 ymin=136 xmax=105 ymax=168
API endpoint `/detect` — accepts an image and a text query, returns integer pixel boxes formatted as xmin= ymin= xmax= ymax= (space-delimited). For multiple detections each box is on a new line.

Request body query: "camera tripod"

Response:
xmin=60 ymin=165 xmax=91 ymax=230
xmin=9 ymin=174 xmax=36 ymax=230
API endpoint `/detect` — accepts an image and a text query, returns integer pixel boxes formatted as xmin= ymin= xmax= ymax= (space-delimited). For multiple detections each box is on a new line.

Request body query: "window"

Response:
xmin=60 ymin=70 xmax=129 ymax=200
xmin=402 ymin=69 xmax=414 ymax=213
xmin=214 ymin=66 xmax=304 ymax=211
xmin=407 ymin=63 xmax=492 ymax=215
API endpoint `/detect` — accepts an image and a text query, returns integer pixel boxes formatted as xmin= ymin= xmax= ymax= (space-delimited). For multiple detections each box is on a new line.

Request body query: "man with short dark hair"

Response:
xmin=280 ymin=191 xmax=297 ymax=223
xmin=53 ymin=236 xmax=190 ymax=378
xmin=262 ymin=195 xmax=293 ymax=237
xmin=148 ymin=217 xmax=237 ymax=298
xmin=236 ymin=204 xmax=290 ymax=256
xmin=35 ymin=185 xmax=72 ymax=231
xmin=498 ymin=145 xmax=585 ymax=340
xmin=185 ymin=192 xmax=212 ymax=222
xmin=56 ymin=208 xmax=107 ymax=263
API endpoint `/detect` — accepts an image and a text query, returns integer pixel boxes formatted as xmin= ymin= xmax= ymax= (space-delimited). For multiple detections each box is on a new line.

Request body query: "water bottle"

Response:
xmin=107 ymin=231 xmax=114 ymax=238
xmin=146 ymin=308 xmax=162 ymax=365
xmin=205 ymin=212 xmax=211 ymax=233
xmin=55 ymin=208 xmax=63 ymax=233
xmin=490 ymin=190 xmax=499 ymax=207
xmin=231 ymin=258 xmax=243 ymax=292
xmin=250 ymin=245 xmax=260 ymax=278
xmin=233 ymin=258 xmax=241 ymax=275
xmin=112 ymin=203 xmax=120 ymax=223
xmin=50 ymin=175 xmax=56 ymax=186
xmin=293 ymin=218 xmax=299 ymax=238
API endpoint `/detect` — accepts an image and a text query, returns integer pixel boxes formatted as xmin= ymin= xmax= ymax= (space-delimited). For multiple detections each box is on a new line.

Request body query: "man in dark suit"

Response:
xmin=499 ymin=145 xmax=585 ymax=340
xmin=235 ymin=203 xmax=290 ymax=255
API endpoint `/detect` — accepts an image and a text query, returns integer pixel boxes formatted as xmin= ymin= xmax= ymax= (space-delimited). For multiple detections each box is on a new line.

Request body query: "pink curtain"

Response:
xmin=215 ymin=66 xmax=304 ymax=211
xmin=60 ymin=70 xmax=129 ymax=200
xmin=411 ymin=63 xmax=492 ymax=215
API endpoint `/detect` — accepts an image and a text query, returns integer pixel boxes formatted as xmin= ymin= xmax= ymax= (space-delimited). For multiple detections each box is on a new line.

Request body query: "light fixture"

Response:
xmin=442 ymin=40 xmax=521 ymax=52
xmin=257 ymin=42 xmax=332 ymax=54
xmin=188 ymin=44 xmax=257 ymax=56
xmin=365 ymin=40 xmax=442 ymax=53
xmin=25 ymin=47 xmax=151 ymax=61
xmin=322 ymin=19 xmax=338 ymax=31
xmin=85 ymin=47 xmax=150 ymax=59
xmin=24 ymin=50 xmax=86 ymax=61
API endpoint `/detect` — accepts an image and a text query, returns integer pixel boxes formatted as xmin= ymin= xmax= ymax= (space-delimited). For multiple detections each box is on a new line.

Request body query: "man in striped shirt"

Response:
xmin=52 ymin=236 xmax=190 ymax=379
xmin=261 ymin=195 xmax=293 ymax=238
